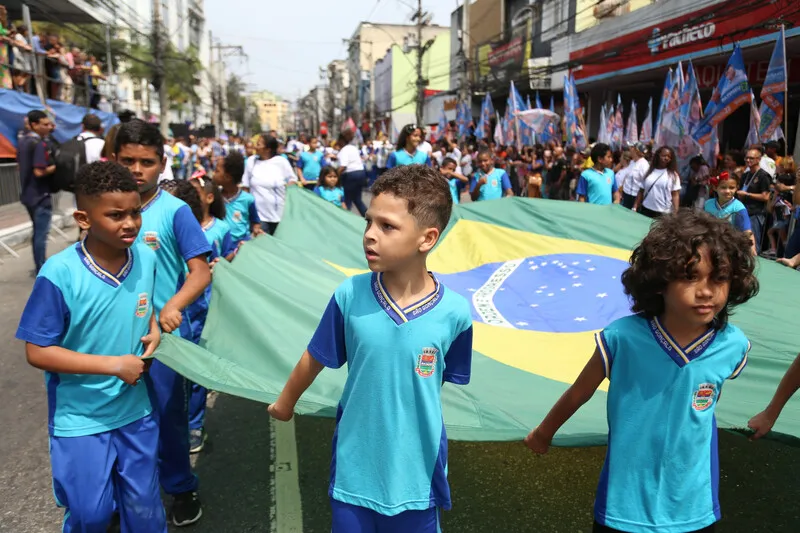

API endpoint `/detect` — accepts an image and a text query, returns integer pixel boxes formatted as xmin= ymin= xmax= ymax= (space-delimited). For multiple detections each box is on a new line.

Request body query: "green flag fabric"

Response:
xmin=154 ymin=187 xmax=800 ymax=444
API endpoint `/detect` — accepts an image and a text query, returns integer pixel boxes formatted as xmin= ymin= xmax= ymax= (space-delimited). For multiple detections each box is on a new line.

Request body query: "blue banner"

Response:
xmin=653 ymin=69 xmax=672 ymax=148
xmin=758 ymin=27 xmax=787 ymax=143
xmin=693 ymin=46 xmax=751 ymax=144
xmin=476 ymin=93 xmax=494 ymax=141
xmin=563 ymin=74 xmax=587 ymax=150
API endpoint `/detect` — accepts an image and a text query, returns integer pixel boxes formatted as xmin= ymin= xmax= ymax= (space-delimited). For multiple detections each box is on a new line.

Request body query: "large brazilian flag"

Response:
xmin=154 ymin=187 xmax=800 ymax=445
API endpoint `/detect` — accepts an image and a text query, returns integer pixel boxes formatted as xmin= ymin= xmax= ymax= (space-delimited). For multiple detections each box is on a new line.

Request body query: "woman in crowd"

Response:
xmin=242 ymin=134 xmax=297 ymax=235
xmin=634 ymin=146 xmax=681 ymax=218
xmin=336 ymin=130 xmax=368 ymax=216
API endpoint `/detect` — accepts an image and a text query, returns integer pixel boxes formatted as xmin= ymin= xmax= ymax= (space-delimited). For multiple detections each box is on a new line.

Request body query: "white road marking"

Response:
xmin=270 ymin=416 xmax=303 ymax=533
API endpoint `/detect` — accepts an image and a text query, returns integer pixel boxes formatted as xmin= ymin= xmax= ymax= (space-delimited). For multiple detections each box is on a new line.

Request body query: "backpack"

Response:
xmin=49 ymin=137 xmax=87 ymax=193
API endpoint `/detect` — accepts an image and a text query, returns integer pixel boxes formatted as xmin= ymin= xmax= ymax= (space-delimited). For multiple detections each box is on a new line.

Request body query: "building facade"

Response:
xmin=551 ymin=0 xmax=799 ymax=150
xmin=372 ymin=30 xmax=451 ymax=135
xmin=251 ymin=91 xmax=292 ymax=134
xmin=298 ymin=85 xmax=331 ymax=136
xmin=346 ymin=22 xmax=450 ymax=130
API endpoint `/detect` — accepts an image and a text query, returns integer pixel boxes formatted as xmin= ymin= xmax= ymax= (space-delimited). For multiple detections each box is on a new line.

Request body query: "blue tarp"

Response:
xmin=0 ymin=89 xmax=119 ymax=157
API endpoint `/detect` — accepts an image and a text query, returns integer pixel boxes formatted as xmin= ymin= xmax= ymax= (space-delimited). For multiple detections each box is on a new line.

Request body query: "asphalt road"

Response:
xmin=3 ymin=223 xmax=800 ymax=533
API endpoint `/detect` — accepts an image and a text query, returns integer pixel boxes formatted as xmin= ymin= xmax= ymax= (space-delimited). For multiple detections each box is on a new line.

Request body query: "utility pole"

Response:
xmin=209 ymin=42 xmax=246 ymax=136
xmin=459 ymin=0 xmax=470 ymax=106
xmin=105 ymin=25 xmax=117 ymax=113
xmin=152 ymin=0 xmax=169 ymax=138
xmin=414 ymin=1 xmax=433 ymax=127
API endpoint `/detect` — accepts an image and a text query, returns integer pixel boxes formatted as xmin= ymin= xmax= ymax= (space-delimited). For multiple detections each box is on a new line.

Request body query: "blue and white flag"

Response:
xmin=437 ymin=103 xmax=448 ymax=141
xmin=746 ymin=91 xmax=761 ymax=149
xmin=693 ymin=46 xmax=751 ymax=144
xmin=476 ymin=93 xmax=494 ymax=140
xmin=564 ymin=74 xmax=587 ymax=150
xmin=653 ymin=69 xmax=672 ymax=147
xmin=610 ymin=94 xmax=624 ymax=151
xmin=625 ymin=100 xmax=638 ymax=145
xmin=535 ymin=91 xmax=543 ymax=110
xmin=640 ymin=97 xmax=653 ymax=144
xmin=759 ymin=27 xmax=787 ymax=143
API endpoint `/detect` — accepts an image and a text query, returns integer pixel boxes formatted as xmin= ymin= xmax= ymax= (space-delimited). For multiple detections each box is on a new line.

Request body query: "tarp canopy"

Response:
xmin=154 ymin=188 xmax=800 ymax=444
xmin=0 ymin=89 xmax=119 ymax=158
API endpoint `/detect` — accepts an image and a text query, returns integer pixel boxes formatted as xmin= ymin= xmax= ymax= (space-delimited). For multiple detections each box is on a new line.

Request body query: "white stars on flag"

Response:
xmin=535 ymin=290 xmax=542 ymax=294
xmin=547 ymin=293 xmax=554 ymax=297
xmin=467 ymin=288 xmax=476 ymax=292
xmin=571 ymin=261 xmax=580 ymax=265
xmin=574 ymin=317 xmax=587 ymax=322
xmin=572 ymin=275 xmax=580 ymax=279
xmin=530 ymin=265 xmax=539 ymax=271
xmin=539 ymin=285 xmax=548 ymax=289
xmin=530 ymin=304 xmax=539 ymax=308
xmin=560 ymin=288 xmax=566 ymax=291
xmin=588 ymin=267 xmax=596 ymax=272
xmin=515 ymin=321 xmax=529 ymax=326
xmin=597 ymin=293 xmax=608 ymax=298
xmin=573 ymin=283 xmax=582 ymax=287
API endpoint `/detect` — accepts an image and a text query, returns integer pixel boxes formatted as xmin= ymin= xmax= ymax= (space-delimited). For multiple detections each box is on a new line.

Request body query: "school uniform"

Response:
xmin=16 ymin=242 xmax=166 ymax=532
xmin=310 ymin=273 xmax=473 ymax=532
xmin=593 ymin=314 xmax=749 ymax=533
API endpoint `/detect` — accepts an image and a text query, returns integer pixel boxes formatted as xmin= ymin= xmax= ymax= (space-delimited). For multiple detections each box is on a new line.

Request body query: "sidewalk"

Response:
xmin=0 ymin=194 xmax=77 ymax=257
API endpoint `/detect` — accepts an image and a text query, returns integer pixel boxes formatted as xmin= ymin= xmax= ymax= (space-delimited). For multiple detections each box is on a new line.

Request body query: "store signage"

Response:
xmin=569 ymin=0 xmax=796 ymax=80
xmin=647 ymin=22 xmax=716 ymax=54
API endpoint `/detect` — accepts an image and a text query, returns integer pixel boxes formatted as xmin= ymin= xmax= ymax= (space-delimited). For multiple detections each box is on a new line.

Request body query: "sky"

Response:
xmin=205 ymin=0 xmax=457 ymax=101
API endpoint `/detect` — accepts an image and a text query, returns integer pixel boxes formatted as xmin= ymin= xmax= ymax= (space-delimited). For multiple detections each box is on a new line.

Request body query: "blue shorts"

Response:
xmin=331 ymin=499 xmax=441 ymax=533
xmin=50 ymin=413 xmax=167 ymax=533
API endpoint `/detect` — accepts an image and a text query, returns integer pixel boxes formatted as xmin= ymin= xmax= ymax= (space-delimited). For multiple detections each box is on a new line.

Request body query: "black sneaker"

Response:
xmin=189 ymin=428 xmax=206 ymax=454
xmin=171 ymin=491 xmax=202 ymax=527
xmin=106 ymin=512 xmax=121 ymax=533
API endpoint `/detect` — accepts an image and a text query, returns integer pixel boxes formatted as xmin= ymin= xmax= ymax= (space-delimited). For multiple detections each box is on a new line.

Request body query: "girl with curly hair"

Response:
xmin=524 ymin=209 xmax=759 ymax=533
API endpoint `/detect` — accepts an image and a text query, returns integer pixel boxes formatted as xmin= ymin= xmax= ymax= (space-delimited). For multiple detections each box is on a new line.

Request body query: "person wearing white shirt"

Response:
xmin=633 ymin=146 xmax=682 ymax=218
xmin=242 ymin=134 xmax=297 ymax=235
xmin=620 ymin=143 xmax=650 ymax=209
xmin=336 ymin=131 xmax=367 ymax=216
xmin=418 ymin=128 xmax=433 ymax=159
xmin=76 ymin=114 xmax=105 ymax=164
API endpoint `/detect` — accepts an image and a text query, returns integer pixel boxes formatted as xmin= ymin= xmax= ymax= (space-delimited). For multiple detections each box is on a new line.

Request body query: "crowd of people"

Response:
xmin=0 ymin=7 xmax=109 ymax=108
xmin=12 ymin=105 xmax=800 ymax=533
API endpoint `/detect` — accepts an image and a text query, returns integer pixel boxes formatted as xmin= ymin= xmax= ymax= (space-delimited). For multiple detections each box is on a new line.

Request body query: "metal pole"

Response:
xmin=105 ymin=25 xmax=116 ymax=113
xmin=22 ymin=5 xmax=45 ymax=107
xmin=415 ymin=0 xmax=424 ymax=126
xmin=153 ymin=0 xmax=169 ymax=138
xmin=781 ymin=24 xmax=789 ymax=159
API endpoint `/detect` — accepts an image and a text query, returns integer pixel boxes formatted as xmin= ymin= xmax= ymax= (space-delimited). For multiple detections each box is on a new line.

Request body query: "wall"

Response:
xmin=574 ymin=0 xmax=654 ymax=34
xmin=374 ymin=49 xmax=394 ymax=114
xmin=390 ymin=32 xmax=451 ymax=118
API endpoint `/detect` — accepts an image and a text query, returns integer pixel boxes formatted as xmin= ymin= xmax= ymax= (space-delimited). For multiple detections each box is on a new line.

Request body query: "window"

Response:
xmin=541 ymin=0 xmax=570 ymax=41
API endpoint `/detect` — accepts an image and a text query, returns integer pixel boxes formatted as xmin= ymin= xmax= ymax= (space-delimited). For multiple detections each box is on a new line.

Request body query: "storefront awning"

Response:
xmin=4 ymin=0 xmax=109 ymax=24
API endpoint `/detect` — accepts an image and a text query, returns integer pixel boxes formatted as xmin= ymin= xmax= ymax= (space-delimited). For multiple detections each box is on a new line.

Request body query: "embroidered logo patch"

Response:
xmin=491 ymin=179 xmax=498 ymax=187
xmin=692 ymin=382 xmax=716 ymax=411
xmin=233 ymin=210 xmax=242 ymax=222
xmin=135 ymin=293 xmax=149 ymax=318
xmin=415 ymin=347 xmax=438 ymax=378
xmin=143 ymin=231 xmax=160 ymax=251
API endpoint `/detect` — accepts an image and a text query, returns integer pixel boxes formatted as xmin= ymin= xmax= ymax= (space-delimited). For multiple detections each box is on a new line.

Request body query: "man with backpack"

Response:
xmin=17 ymin=110 xmax=55 ymax=275
xmin=76 ymin=114 xmax=105 ymax=164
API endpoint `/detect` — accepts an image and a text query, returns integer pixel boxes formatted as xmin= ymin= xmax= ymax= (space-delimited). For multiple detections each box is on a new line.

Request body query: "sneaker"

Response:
xmin=189 ymin=428 xmax=206 ymax=454
xmin=106 ymin=513 xmax=121 ymax=533
xmin=171 ymin=491 xmax=202 ymax=527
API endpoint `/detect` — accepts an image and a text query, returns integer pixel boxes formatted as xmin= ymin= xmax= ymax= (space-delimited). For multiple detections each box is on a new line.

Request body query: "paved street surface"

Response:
xmin=3 ymin=229 xmax=800 ymax=532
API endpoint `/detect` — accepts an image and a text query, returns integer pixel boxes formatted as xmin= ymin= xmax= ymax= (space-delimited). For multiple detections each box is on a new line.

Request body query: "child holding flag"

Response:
xmin=17 ymin=161 xmax=166 ymax=532
xmin=114 ymin=120 xmax=211 ymax=527
xmin=525 ymin=210 xmax=758 ymax=533
xmin=214 ymin=151 xmax=263 ymax=247
xmin=268 ymin=165 xmax=473 ymax=532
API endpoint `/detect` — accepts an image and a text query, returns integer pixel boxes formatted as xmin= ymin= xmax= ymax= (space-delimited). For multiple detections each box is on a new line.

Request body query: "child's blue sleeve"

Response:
xmin=307 ymin=295 xmax=347 ymax=369
xmin=296 ymin=154 xmax=305 ymax=170
xmin=247 ymin=198 xmax=260 ymax=224
xmin=611 ymin=171 xmax=619 ymax=193
xmin=733 ymin=210 xmax=751 ymax=232
xmin=16 ymin=276 xmax=69 ymax=347
xmin=173 ymin=205 xmax=212 ymax=262
xmin=443 ymin=324 xmax=473 ymax=385
xmin=576 ymin=173 xmax=589 ymax=197
xmin=501 ymin=171 xmax=512 ymax=191
xmin=386 ymin=152 xmax=397 ymax=169
xmin=313 ymin=186 xmax=322 ymax=197
xmin=221 ymin=230 xmax=236 ymax=258
xmin=469 ymin=175 xmax=479 ymax=193
xmin=425 ymin=155 xmax=432 ymax=167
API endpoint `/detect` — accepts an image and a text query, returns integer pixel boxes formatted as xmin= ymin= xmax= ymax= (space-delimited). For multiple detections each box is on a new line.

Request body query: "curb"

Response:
xmin=0 ymin=212 xmax=77 ymax=253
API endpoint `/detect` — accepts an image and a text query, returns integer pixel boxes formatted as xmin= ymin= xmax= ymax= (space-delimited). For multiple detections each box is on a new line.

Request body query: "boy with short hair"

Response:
xmin=213 ymin=151 xmax=262 ymax=246
xmin=114 ymin=120 xmax=212 ymax=527
xmin=577 ymin=143 xmax=620 ymax=205
xmin=16 ymin=161 xmax=166 ymax=532
xmin=269 ymin=165 xmax=474 ymax=532
xmin=470 ymin=149 xmax=514 ymax=201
